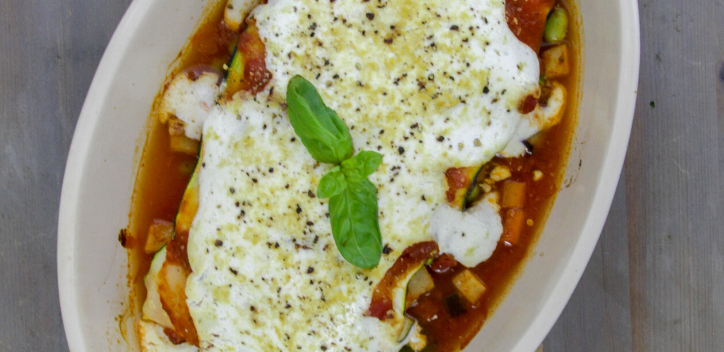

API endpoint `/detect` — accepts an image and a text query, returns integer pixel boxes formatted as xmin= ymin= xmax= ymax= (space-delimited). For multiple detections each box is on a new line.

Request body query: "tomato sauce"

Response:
xmin=125 ymin=0 xmax=580 ymax=350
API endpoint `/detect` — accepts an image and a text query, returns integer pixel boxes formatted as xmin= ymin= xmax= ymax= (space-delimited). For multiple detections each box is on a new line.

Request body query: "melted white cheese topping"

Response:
xmin=139 ymin=320 xmax=198 ymax=352
xmin=251 ymin=0 xmax=540 ymax=167
xmin=161 ymin=72 xmax=221 ymax=140
xmin=430 ymin=193 xmax=502 ymax=267
xmin=501 ymin=83 xmax=566 ymax=156
xmin=185 ymin=0 xmax=540 ymax=350
xmin=186 ymin=101 xmax=404 ymax=352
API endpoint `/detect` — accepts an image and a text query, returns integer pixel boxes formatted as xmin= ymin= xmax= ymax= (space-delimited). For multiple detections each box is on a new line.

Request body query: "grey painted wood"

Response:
xmin=544 ymin=178 xmax=633 ymax=351
xmin=0 ymin=0 xmax=722 ymax=351
xmin=545 ymin=0 xmax=724 ymax=350
xmin=0 ymin=0 xmax=131 ymax=350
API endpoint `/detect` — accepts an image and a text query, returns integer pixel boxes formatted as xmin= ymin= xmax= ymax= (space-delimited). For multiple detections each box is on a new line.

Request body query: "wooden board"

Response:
xmin=0 ymin=0 xmax=722 ymax=351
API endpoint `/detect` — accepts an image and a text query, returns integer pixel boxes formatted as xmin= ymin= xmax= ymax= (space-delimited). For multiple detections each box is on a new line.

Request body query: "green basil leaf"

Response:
xmin=317 ymin=167 xmax=346 ymax=199
xmin=286 ymin=76 xmax=354 ymax=164
xmin=340 ymin=151 xmax=383 ymax=183
xmin=328 ymin=179 xmax=382 ymax=268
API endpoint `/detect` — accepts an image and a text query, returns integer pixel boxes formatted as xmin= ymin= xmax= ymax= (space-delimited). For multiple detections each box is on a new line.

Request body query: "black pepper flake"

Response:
xmin=307 ymin=267 xmax=315 ymax=274
xmin=296 ymin=205 xmax=302 ymax=214
xmin=252 ymin=178 xmax=258 ymax=183
xmin=202 ymin=163 xmax=206 ymax=168
xmin=275 ymin=242 xmax=280 ymax=248
xmin=250 ymin=306 xmax=256 ymax=311
xmin=229 ymin=187 xmax=236 ymax=194
xmin=321 ymin=346 xmax=328 ymax=351
xmin=306 ymin=221 xmax=314 ymax=226
xmin=308 ymin=190 xmax=316 ymax=198
xmin=333 ymin=74 xmax=339 ymax=79
xmin=382 ymin=244 xmax=392 ymax=255
xmin=384 ymin=38 xmax=393 ymax=44
xmin=314 ymin=235 xmax=319 ymax=243
xmin=215 ymin=240 xmax=223 ymax=247
xmin=437 ymin=136 xmax=445 ymax=142
xmin=398 ymin=147 xmax=405 ymax=155
xmin=269 ymin=167 xmax=274 ymax=173
xmin=450 ymin=25 xmax=460 ymax=30
xmin=366 ymin=13 xmax=374 ymax=20
xmin=421 ymin=195 xmax=426 ymax=201
xmin=229 ymin=268 xmax=238 ymax=275
xmin=483 ymin=86 xmax=489 ymax=94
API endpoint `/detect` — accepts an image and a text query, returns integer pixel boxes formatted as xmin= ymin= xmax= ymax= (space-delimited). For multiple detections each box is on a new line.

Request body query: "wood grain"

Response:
xmin=0 ymin=0 xmax=131 ymax=350
xmin=0 ymin=0 xmax=722 ymax=351
xmin=546 ymin=0 xmax=724 ymax=350
xmin=544 ymin=178 xmax=633 ymax=351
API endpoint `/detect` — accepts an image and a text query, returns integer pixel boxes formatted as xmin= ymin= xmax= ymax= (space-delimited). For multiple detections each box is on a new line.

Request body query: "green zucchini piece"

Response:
xmin=174 ymin=141 xmax=203 ymax=236
xmin=461 ymin=163 xmax=493 ymax=211
xmin=544 ymin=7 xmax=569 ymax=43
xmin=225 ymin=46 xmax=245 ymax=96
xmin=142 ymin=247 xmax=174 ymax=329
xmin=393 ymin=265 xmax=431 ymax=341
xmin=397 ymin=317 xmax=416 ymax=342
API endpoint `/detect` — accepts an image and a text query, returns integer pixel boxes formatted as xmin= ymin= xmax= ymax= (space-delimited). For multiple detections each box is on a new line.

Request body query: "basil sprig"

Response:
xmin=286 ymin=75 xmax=383 ymax=268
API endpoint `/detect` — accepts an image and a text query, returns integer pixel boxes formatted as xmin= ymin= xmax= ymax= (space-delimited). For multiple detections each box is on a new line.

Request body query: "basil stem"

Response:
xmin=341 ymin=151 xmax=383 ymax=183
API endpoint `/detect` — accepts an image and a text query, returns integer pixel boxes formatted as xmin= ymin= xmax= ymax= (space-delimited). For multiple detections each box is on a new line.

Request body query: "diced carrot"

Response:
xmin=542 ymin=44 xmax=570 ymax=79
xmin=145 ymin=219 xmax=174 ymax=253
xmin=502 ymin=208 xmax=526 ymax=246
xmin=501 ymin=180 xmax=527 ymax=208
xmin=452 ymin=269 xmax=486 ymax=304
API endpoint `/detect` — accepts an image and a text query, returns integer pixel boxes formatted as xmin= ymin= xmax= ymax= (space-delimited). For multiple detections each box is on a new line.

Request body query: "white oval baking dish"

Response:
xmin=57 ymin=0 xmax=640 ymax=350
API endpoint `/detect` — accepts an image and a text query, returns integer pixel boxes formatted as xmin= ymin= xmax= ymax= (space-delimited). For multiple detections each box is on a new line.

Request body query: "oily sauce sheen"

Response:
xmin=127 ymin=0 xmax=579 ymax=351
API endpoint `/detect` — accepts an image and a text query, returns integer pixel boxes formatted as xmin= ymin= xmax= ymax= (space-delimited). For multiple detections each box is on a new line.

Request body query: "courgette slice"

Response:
xmin=368 ymin=242 xmax=438 ymax=347
xmin=390 ymin=264 xmax=427 ymax=341
xmin=142 ymin=247 xmax=174 ymax=329
xmin=461 ymin=164 xmax=487 ymax=211
xmin=174 ymin=142 xmax=203 ymax=237
xmin=225 ymin=45 xmax=245 ymax=96
xmin=224 ymin=23 xmax=266 ymax=97
xmin=446 ymin=163 xmax=495 ymax=211
xmin=398 ymin=317 xmax=416 ymax=342
xmin=153 ymin=139 xmax=203 ymax=346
